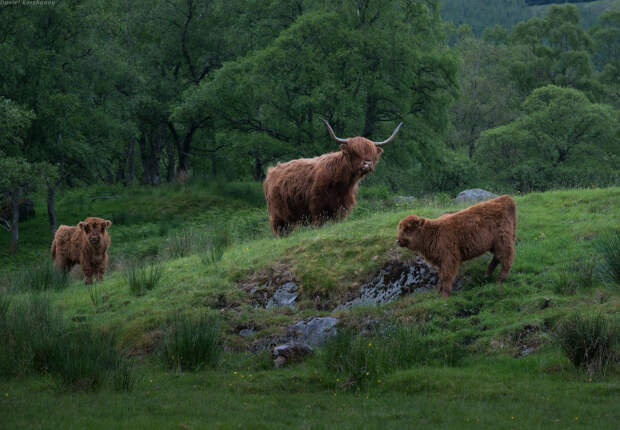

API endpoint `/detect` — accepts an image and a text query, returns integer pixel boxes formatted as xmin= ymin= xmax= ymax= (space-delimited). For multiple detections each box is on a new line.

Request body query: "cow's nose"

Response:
xmin=397 ymin=238 xmax=408 ymax=247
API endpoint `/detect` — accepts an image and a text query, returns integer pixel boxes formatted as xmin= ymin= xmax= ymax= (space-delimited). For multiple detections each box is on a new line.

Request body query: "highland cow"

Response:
xmin=51 ymin=217 xmax=112 ymax=285
xmin=397 ymin=195 xmax=516 ymax=298
xmin=263 ymin=119 xmax=403 ymax=235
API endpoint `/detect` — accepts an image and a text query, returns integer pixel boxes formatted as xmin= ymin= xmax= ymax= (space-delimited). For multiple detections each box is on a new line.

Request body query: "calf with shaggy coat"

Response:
xmin=397 ymin=195 xmax=516 ymax=298
xmin=264 ymin=119 xmax=402 ymax=236
xmin=51 ymin=217 xmax=112 ymax=284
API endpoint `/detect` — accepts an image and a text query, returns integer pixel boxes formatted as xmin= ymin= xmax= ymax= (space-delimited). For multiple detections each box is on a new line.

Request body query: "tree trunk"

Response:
xmin=176 ymin=125 xmax=197 ymax=176
xmin=211 ymin=152 xmax=217 ymax=177
xmin=9 ymin=189 xmax=20 ymax=255
xmin=363 ymin=96 xmax=377 ymax=138
xmin=126 ymin=138 xmax=135 ymax=186
xmin=47 ymin=186 xmax=58 ymax=240
xmin=166 ymin=139 xmax=176 ymax=183
xmin=253 ymin=154 xmax=265 ymax=182
xmin=139 ymin=133 xmax=162 ymax=186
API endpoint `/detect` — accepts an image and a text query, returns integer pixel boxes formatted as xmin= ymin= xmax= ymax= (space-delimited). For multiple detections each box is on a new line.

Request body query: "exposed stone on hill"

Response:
xmin=289 ymin=317 xmax=338 ymax=347
xmin=455 ymin=188 xmax=498 ymax=203
xmin=337 ymin=258 xmax=461 ymax=310
xmin=266 ymin=281 xmax=299 ymax=309
xmin=272 ymin=342 xmax=314 ymax=367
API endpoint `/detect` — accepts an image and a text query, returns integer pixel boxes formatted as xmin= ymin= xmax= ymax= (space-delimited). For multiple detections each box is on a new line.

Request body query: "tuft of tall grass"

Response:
xmin=202 ymin=229 xmax=231 ymax=266
xmin=555 ymin=313 xmax=618 ymax=376
xmin=0 ymin=294 xmax=64 ymax=377
xmin=166 ymin=228 xmax=209 ymax=258
xmin=321 ymin=324 xmax=466 ymax=389
xmin=9 ymin=260 xmax=69 ymax=292
xmin=161 ymin=313 xmax=221 ymax=372
xmin=595 ymin=230 xmax=620 ymax=286
xmin=124 ymin=262 xmax=163 ymax=296
xmin=0 ymin=294 xmax=135 ymax=391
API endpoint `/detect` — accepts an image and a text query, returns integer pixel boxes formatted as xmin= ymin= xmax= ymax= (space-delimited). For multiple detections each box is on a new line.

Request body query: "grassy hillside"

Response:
xmin=1 ymin=185 xmax=618 ymax=429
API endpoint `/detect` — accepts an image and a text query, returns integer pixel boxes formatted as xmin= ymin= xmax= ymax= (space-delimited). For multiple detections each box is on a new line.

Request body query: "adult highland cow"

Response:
xmin=264 ymin=119 xmax=403 ymax=236
xmin=51 ymin=217 xmax=112 ymax=285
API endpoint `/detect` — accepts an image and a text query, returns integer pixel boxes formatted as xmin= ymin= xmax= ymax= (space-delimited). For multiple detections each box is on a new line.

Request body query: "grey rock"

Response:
xmin=289 ymin=317 xmax=338 ymax=347
xmin=337 ymin=258 xmax=461 ymax=310
xmin=455 ymin=189 xmax=498 ymax=204
xmin=272 ymin=342 xmax=314 ymax=367
xmin=239 ymin=328 xmax=256 ymax=338
xmin=266 ymin=281 xmax=299 ymax=309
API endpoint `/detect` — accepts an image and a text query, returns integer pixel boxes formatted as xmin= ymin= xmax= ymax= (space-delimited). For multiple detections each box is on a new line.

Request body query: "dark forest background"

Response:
xmin=1 ymin=0 xmax=619 ymax=252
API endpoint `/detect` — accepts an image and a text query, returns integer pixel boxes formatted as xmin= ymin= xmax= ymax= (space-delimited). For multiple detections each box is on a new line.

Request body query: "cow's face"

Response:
xmin=78 ymin=218 xmax=111 ymax=247
xmin=341 ymin=137 xmax=384 ymax=177
xmin=397 ymin=215 xmax=425 ymax=250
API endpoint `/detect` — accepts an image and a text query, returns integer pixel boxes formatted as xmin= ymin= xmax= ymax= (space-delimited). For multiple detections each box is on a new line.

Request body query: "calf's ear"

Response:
xmin=104 ymin=220 xmax=112 ymax=229
xmin=78 ymin=222 xmax=86 ymax=231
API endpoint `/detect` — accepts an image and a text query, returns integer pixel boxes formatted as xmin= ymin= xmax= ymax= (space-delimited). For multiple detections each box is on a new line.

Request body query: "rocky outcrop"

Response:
xmin=337 ymin=259 xmax=461 ymax=310
xmin=272 ymin=342 xmax=314 ymax=367
xmin=454 ymin=189 xmax=498 ymax=204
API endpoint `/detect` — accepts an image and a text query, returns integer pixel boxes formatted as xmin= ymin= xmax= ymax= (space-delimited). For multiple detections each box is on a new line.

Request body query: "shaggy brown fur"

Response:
xmin=264 ymin=122 xmax=402 ymax=236
xmin=51 ymin=217 xmax=112 ymax=285
xmin=397 ymin=195 xmax=516 ymax=298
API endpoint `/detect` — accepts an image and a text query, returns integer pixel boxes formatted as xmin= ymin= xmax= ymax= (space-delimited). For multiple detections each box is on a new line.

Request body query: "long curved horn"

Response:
xmin=374 ymin=122 xmax=403 ymax=146
xmin=320 ymin=118 xmax=348 ymax=144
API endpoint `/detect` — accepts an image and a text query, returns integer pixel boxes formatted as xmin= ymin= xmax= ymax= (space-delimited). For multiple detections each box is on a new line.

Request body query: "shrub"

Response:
xmin=9 ymin=260 xmax=69 ymax=292
xmin=124 ymin=263 xmax=163 ymax=296
xmin=555 ymin=313 xmax=618 ymax=375
xmin=161 ymin=313 xmax=221 ymax=371
xmin=595 ymin=230 xmax=620 ymax=286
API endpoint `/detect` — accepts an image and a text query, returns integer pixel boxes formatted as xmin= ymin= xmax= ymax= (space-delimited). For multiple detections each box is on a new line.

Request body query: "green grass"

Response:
xmin=0 ymin=184 xmax=619 ymax=428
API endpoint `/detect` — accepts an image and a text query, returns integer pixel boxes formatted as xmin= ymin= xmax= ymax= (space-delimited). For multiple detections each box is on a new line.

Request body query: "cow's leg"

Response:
xmin=495 ymin=238 xmax=514 ymax=283
xmin=438 ymin=259 xmax=459 ymax=298
xmin=83 ymin=266 xmax=94 ymax=285
xmin=96 ymin=271 xmax=104 ymax=282
xmin=485 ymin=256 xmax=500 ymax=277
xmin=271 ymin=217 xmax=292 ymax=237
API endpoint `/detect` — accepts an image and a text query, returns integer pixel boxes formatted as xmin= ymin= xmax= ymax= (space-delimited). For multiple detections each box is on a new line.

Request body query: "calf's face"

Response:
xmin=397 ymin=215 xmax=426 ymax=250
xmin=79 ymin=218 xmax=112 ymax=247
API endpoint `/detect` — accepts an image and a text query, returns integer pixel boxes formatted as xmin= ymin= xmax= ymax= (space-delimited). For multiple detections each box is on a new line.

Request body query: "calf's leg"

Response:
xmin=438 ymin=259 xmax=459 ymax=298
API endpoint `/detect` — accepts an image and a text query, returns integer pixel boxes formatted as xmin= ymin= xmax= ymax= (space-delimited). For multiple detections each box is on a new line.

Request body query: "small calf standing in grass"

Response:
xmin=51 ymin=217 xmax=112 ymax=285
xmin=397 ymin=195 xmax=516 ymax=298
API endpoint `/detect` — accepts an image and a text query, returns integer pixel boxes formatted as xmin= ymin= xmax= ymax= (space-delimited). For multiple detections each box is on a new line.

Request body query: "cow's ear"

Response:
xmin=340 ymin=143 xmax=349 ymax=153
xmin=104 ymin=220 xmax=112 ymax=229
xmin=376 ymin=146 xmax=384 ymax=155
xmin=78 ymin=222 xmax=86 ymax=231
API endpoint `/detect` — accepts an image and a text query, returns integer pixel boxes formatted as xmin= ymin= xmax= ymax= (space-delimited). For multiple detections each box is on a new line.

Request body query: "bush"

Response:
xmin=321 ymin=324 xmax=466 ymax=389
xmin=595 ymin=230 xmax=620 ymax=286
xmin=124 ymin=263 xmax=163 ymax=296
xmin=161 ymin=313 xmax=221 ymax=371
xmin=555 ymin=313 xmax=618 ymax=375
xmin=10 ymin=260 xmax=69 ymax=292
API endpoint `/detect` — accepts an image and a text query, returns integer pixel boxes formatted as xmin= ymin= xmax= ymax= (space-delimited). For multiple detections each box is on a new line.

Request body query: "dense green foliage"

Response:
xmin=1 ymin=0 xmax=619 ymax=253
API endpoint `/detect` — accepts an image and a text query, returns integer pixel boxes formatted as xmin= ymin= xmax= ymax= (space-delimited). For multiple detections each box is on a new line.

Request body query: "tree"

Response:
xmin=475 ymin=85 xmax=619 ymax=191
xmin=176 ymin=0 xmax=458 ymax=191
